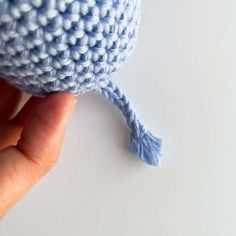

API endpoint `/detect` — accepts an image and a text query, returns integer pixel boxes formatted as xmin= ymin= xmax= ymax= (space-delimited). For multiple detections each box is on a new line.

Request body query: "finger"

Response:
xmin=14 ymin=96 xmax=44 ymax=126
xmin=0 ymin=78 xmax=22 ymax=123
xmin=0 ymin=96 xmax=43 ymax=149
xmin=17 ymin=93 xmax=76 ymax=168
xmin=0 ymin=93 xmax=76 ymax=218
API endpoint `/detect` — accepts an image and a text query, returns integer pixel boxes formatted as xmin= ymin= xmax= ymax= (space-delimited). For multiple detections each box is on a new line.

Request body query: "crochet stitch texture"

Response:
xmin=0 ymin=0 xmax=162 ymax=166
xmin=0 ymin=0 xmax=139 ymax=94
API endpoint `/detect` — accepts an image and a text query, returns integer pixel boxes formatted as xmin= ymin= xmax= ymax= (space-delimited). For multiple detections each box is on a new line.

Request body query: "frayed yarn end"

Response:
xmin=129 ymin=130 xmax=162 ymax=166
xmin=97 ymin=81 xmax=162 ymax=166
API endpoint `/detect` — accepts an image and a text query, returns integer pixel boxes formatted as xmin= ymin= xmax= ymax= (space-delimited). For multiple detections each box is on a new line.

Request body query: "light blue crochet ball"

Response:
xmin=0 ymin=0 xmax=162 ymax=166
xmin=0 ymin=0 xmax=140 ymax=94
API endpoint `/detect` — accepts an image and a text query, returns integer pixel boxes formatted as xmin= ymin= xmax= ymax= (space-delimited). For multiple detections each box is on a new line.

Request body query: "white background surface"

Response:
xmin=1 ymin=0 xmax=236 ymax=235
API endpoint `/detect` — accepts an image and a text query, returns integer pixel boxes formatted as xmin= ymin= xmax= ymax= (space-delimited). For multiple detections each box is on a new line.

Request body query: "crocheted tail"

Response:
xmin=96 ymin=81 xmax=162 ymax=166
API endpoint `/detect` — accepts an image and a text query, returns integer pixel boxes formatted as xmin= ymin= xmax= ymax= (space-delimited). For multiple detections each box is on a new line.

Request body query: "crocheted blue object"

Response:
xmin=0 ymin=0 xmax=161 ymax=166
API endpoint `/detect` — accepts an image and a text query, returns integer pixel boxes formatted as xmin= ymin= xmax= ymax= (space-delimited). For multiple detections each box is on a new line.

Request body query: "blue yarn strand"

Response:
xmin=96 ymin=81 xmax=162 ymax=166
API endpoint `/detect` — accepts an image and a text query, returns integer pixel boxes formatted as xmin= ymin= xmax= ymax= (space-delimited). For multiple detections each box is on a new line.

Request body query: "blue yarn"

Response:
xmin=96 ymin=81 xmax=162 ymax=166
xmin=129 ymin=130 xmax=162 ymax=166
xmin=0 ymin=0 xmax=140 ymax=95
xmin=0 ymin=0 xmax=162 ymax=166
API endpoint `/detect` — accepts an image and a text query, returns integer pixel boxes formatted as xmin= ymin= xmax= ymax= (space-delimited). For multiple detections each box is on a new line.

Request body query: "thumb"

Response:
xmin=0 ymin=93 xmax=76 ymax=218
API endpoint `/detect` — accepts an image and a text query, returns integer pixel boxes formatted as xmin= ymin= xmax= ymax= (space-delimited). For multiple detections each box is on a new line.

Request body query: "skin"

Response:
xmin=0 ymin=79 xmax=76 ymax=219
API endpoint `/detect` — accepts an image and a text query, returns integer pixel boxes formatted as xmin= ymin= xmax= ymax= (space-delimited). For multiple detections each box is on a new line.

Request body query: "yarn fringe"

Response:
xmin=129 ymin=130 xmax=162 ymax=166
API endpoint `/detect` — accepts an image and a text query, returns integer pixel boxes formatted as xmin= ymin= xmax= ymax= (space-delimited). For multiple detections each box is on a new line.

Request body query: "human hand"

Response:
xmin=0 ymin=79 xmax=76 ymax=218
